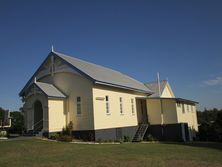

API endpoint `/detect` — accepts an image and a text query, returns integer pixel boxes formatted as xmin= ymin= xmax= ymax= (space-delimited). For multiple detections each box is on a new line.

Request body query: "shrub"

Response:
xmin=97 ymin=138 xmax=102 ymax=143
xmin=114 ymin=139 xmax=123 ymax=143
xmin=144 ymin=134 xmax=157 ymax=141
xmin=56 ymin=122 xmax=73 ymax=142
xmin=67 ymin=121 xmax=73 ymax=135
xmin=57 ymin=135 xmax=73 ymax=142
xmin=49 ymin=133 xmax=59 ymax=140
xmin=88 ymin=132 xmax=94 ymax=141
xmin=61 ymin=121 xmax=73 ymax=136
xmin=123 ymin=136 xmax=131 ymax=142
xmin=0 ymin=131 xmax=7 ymax=137
xmin=107 ymin=139 xmax=114 ymax=143
xmin=61 ymin=127 xmax=69 ymax=136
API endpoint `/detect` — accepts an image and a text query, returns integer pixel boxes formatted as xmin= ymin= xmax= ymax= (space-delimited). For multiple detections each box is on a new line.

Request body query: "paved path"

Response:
xmin=0 ymin=136 xmax=36 ymax=141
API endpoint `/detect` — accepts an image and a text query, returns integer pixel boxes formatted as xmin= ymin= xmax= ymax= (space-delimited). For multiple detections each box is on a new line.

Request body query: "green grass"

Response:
xmin=0 ymin=139 xmax=222 ymax=167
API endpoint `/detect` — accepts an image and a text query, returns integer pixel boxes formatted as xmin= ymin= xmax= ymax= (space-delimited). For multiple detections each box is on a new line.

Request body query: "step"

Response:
xmin=132 ymin=124 xmax=149 ymax=142
xmin=35 ymin=131 xmax=43 ymax=137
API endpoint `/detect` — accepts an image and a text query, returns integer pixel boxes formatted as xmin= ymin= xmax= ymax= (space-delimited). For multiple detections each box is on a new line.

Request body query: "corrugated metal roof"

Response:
xmin=144 ymin=80 xmax=167 ymax=97
xmin=175 ymin=98 xmax=198 ymax=104
xmin=35 ymin=82 xmax=66 ymax=98
xmin=53 ymin=51 xmax=152 ymax=94
xmin=147 ymin=97 xmax=198 ymax=104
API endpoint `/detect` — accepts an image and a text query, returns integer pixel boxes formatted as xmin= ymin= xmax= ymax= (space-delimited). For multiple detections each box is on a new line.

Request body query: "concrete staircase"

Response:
xmin=132 ymin=124 xmax=149 ymax=142
xmin=35 ymin=130 xmax=43 ymax=137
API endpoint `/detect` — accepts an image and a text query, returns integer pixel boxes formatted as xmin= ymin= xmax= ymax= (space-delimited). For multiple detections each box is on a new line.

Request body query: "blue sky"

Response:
xmin=0 ymin=0 xmax=221 ymax=111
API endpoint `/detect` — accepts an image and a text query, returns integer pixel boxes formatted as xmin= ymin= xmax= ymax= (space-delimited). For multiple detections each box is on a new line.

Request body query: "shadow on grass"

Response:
xmin=162 ymin=142 xmax=222 ymax=151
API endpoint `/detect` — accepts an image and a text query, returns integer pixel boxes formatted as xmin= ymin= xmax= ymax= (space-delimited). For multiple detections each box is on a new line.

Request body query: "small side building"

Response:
xmin=0 ymin=110 xmax=11 ymax=129
xmin=145 ymin=80 xmax=198 ymax=141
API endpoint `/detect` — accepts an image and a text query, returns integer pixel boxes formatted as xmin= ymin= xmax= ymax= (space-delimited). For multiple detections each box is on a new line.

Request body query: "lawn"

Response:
xmin=0 ymin=139 xmax=222 ymax=167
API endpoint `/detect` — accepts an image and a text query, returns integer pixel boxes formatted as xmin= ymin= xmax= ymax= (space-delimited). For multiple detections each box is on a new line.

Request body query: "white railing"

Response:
xmin=31 ymin=119 xmax=40 ymax=129
xmin=0 ymin=119 xmax=11 ymax=128
xmin=30 ymin=119 xmax=45 ymax=137
xmin=31 ymin=119 xmax=49 ymax=133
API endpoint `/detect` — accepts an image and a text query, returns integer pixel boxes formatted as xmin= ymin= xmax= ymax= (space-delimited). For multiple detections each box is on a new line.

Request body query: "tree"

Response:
xmin=0 ymin=107 xmax=5 ymax=122
xmin=197 ymin=108 xmax=222 ymax=142
xmin=215 ymin=112 xmax=222 ymax=141
xmin=0 ymin=107 xmax=8 ymax=127
xmin=216 ymin=112 xmax=222 ymax=127
xmin=8 ymin=111 xmax=24 ymax=134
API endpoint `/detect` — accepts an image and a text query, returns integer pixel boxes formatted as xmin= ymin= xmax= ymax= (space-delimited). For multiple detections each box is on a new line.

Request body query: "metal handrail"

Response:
xmin=31 ymin=119 xmax=49 ymax=133
xmin=32 ymin=119 xmax=44 ymax=130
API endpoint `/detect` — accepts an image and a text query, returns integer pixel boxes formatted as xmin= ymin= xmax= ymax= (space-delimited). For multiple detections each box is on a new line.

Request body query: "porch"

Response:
xmin=23 ymin=81 xmax=67 ymax=136
xmin=132 ymin=98 xmax=149 ymax=142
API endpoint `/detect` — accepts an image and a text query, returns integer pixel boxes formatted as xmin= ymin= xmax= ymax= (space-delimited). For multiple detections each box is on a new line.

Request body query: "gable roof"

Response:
xmin=34 ymin=82 xmax=66 ymax=98
xmin=19 ymin=51 xmax=152 ymax=96
xmin=144 ymin=80 xmax=168 ymax=97
xmin=54 ymin=51 xmax=151 ymax=93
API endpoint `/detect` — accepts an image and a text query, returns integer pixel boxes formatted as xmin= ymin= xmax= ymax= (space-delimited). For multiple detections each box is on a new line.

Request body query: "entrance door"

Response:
xmin=34 ymin=101 xmax=43 ymax=132
xmin=136 ymin=99 xmax=148 ymax=124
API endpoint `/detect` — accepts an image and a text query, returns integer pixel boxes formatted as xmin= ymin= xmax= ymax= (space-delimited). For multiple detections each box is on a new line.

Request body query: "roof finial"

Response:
xmin=51 ymin=45 xmax=54 ymax=52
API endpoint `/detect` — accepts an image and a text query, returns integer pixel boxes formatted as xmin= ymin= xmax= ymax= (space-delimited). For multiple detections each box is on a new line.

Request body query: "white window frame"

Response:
xmin=182 ymin=104 xmax=185 ymax=113
xmin=105 ymin=96 xmax=110 ymax=115
xmin=76 ymin=96 xmax=81 ymax=115
xmin=120 ymin=97 xmax=123 ymax=115
xmin=131 ymin=98 xmax=135 ymax=115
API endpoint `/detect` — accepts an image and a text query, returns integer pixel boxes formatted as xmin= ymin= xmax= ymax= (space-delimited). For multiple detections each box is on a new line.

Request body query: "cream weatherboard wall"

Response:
xmin=92 ymin=85 xmax=147 ymax=130
xmin=161 ymin=84 xmax=175 ymax=98
xmin=39 ymin=72 xmax=94 ymax=131
xmin=161 ymin=99 xmax=178 ymax=124
xmin=176 ymin=103 xmax=198 ymax=132
xmin=147 ymin=98 xmax=198 ymax=134
xmin=23 ymin=91 xmax=66 ymax=133
xmin=146 ymin=99 xmax=178 ymax=125
xmin=48 ymin=99 xmax=66 ymax=132
xmin=146 ymin=99 xmax=162 ymax=124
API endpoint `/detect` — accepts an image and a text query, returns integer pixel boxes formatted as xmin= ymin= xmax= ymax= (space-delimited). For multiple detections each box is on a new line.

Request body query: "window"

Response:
xmin=76 ymin=97 xmax=81 ymax=114
xmin=177 ymin=102 xmax=181 ymax=107
xmin=187 ymin=105 xmax=189 ymax=112
xmin=105 ymin=96 xmax=110 ymax=114
xmin=120 ymin=97 xmax=123 ymax=114
xmin=182 ymin=104 xmax=185 ymax=113
xmin=131 ymin=99 xmax=135 ymax=115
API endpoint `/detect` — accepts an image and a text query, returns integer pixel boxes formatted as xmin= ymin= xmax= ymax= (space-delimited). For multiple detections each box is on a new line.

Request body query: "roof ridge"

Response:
xmin=19 ymin=51 xmax=152 ymax=96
